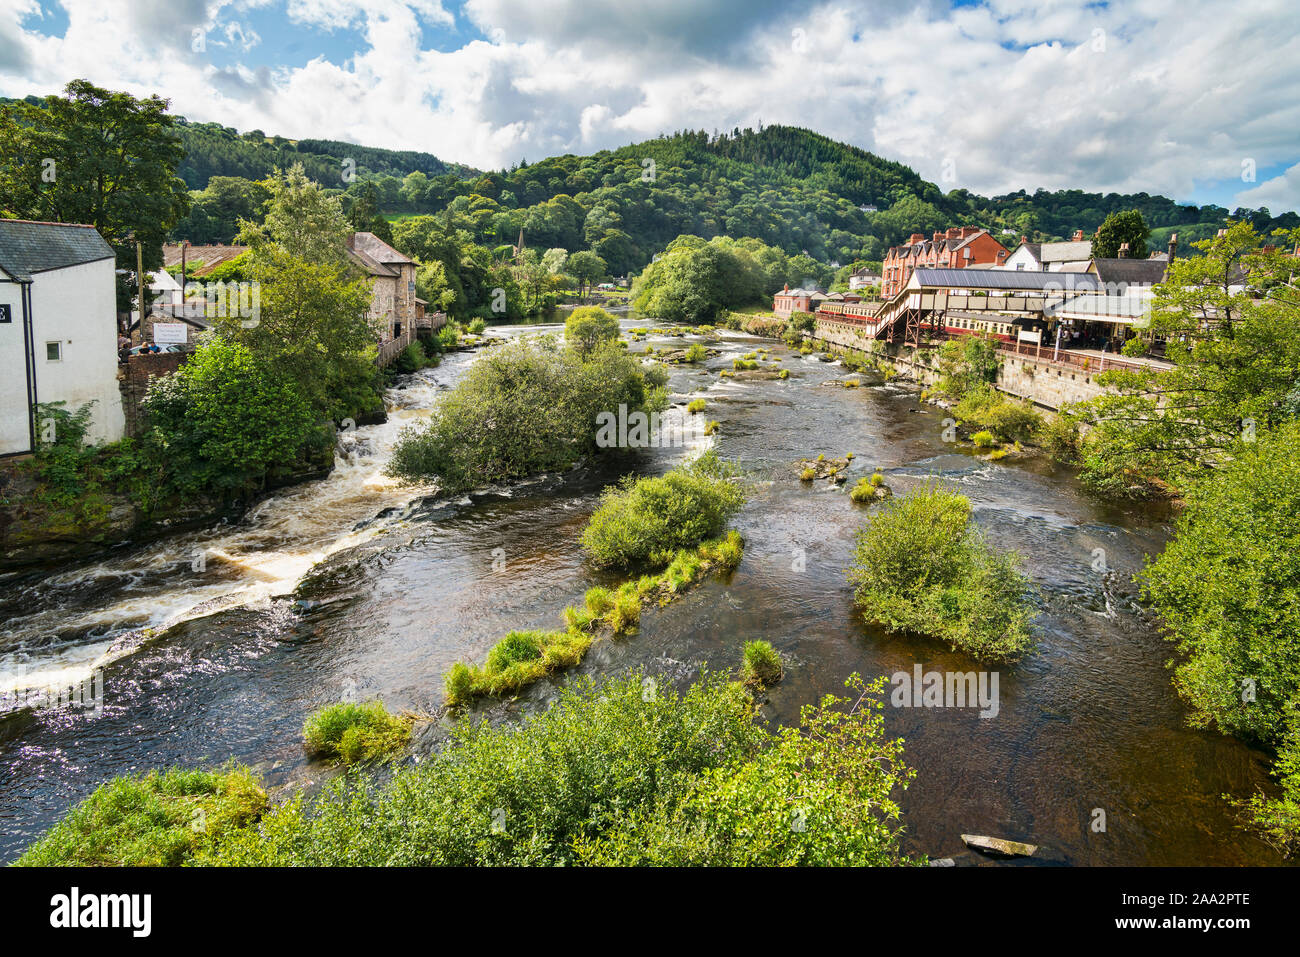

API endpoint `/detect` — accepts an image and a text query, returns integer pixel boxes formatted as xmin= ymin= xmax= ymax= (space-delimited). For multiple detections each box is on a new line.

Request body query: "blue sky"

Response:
xmin=3 ymin=0 xmax=1297 ymax=214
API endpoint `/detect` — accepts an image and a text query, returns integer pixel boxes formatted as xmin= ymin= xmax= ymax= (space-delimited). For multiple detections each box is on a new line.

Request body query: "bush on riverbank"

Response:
xmin=303 ymin=701 xmax=412 ymax=765
xmin=580 ymin=452 xmax=745 ymax=568
xmin=848 ymin=484 xmax=1036 ymax=661
xmin=387 ymin=336 xmax=668 ymax=491
xmin=16 ymin=767 xmax=267 ymax=866
xmin=197 ymin=670 xmax=913 ymax=866
xmin=953 ymin=385 xmax=1043 ymax=444
xmin=1141 ymin=423 xmax=1300 ymax=851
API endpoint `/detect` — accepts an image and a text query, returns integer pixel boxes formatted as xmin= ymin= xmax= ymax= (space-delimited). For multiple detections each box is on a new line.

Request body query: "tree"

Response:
xmin=1093 ymin=209 xmax=1150 ymax=259
xmin=567 ymin=250 xmax=608 ymax=298
xmin=227 ymin=164 xmax=379 ymax=421
xmin=564 ymin=306 xmax=620 ymax=357
xmin=0 ymin=79 xmax=191 ymax=316
xmin=1067 ymin=223 xmax=1300 ymax=495
xmin=143 ymin=339 xmax=321 ymax=494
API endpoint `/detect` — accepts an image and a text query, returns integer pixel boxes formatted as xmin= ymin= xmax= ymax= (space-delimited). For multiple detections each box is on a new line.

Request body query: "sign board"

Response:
xmin=0 ymin=303 xmax=11 ymax=323
xmin=153 ymin=322 xmax=188 ymax=345
xmin=1017 ymin=329 xmax=1042 ymax=344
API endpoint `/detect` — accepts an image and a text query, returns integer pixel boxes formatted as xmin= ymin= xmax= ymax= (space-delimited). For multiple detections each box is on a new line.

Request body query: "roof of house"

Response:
xmin=1089 ymin=258 xmax=1168 ymax=286
xmin=348 ymin=232 xmax=412 ymax=266
xmin=1040 ymin=240 xmax=1093 ymax=263
xmin=0 ymin=219 xmax=114 ymax=282
xmin=346 ymin=247 xmax=398 ymax=278
xmin=161 ymin=244 xmax=250 ymax=276
xmin=1010 ymin=242 xmax=1042 ymax=261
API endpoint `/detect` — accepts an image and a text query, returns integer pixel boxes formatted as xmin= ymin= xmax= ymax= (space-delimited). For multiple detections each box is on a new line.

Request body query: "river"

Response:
xmin=0 ymin=320 xmax=1285 ymax=865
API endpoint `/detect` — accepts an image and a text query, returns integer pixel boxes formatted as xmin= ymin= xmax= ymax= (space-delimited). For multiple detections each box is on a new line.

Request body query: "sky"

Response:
xmin=2 ymin=0 xmax=1298 ymax=213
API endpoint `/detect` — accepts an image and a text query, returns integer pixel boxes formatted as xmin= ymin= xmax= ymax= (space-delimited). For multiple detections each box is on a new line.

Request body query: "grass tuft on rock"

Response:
xmin=741 ymin=640 xmax=783 ymax=688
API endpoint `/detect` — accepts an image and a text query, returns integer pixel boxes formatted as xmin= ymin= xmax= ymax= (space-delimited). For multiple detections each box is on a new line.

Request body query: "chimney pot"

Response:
xmin=1118 ymin=243 xmax=1130 ymax=259
xmin=1073 ymin=229 xmax=1084 ymax=241
xmin=1168 ymin=233 xmax=1178 ymax=263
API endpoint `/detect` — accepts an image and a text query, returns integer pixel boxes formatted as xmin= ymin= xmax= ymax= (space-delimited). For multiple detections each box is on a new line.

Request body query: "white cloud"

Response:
xmin=1236 ymin=162 xmax=1300 ymax=216
xmin=0 ymin=0 xmax=1296 ymax=212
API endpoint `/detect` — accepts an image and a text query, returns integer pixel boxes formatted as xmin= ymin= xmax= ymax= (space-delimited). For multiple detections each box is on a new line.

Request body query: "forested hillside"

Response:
xmin=166 ymin=118 xmax=1298 ymax=273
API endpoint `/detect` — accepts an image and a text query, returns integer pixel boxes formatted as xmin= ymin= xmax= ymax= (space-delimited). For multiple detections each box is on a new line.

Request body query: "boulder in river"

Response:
xmin=961 ymin=834 xmax=1039 ymax=858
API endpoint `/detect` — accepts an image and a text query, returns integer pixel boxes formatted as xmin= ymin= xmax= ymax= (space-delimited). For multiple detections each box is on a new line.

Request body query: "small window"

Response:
xmin=46 ymin=341 xmax=61 ymax=361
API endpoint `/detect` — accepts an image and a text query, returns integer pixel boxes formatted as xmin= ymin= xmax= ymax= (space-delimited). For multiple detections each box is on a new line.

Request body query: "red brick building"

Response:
xmin=881 ymin=227 xmax=1009 ymax=298
xmin=773 ymin=285 xmax=817 ymax=318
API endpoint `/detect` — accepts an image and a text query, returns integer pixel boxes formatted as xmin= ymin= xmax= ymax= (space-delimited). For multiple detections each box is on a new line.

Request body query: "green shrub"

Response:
xmin=16 ymin=767 xmax=267 ymax=866
xmin=953 ymin=386 xmax=1043 ymax=443
xmin=971 ymin=430 xmax=997 ymax=448
xmin=848 ymin=483 xmax=1036 ymax=661
xmin=580 ymin=451 xmax=744 ymax=569
xmin=202 ymin=671 xmax=912 ymax=867
xmin=564 ymin=305 xmax=620 ymax=356
xmin=388 ymin=336 xmax=667 ymax=491
xmin=799 ymin=468 xmax=816 ymax=482
xmin=741 ymin=640 xmax=783 ymax=687
xmin=687 ymin=398 xmax=707 ymax=414
xmin=684 ymin=343 xmax=707 ymax=362
xmin=733 ymin=358 xmax=759 ymax=371
xmin=467 ymin=318 xmax=487 ymax=335
xmin=704 ymin=420 xmax=720 ymax=435
xmin=303 ymin=701 xmax=412 ymax=765
xmin=849 ymin=478 xmax=875 ymax=503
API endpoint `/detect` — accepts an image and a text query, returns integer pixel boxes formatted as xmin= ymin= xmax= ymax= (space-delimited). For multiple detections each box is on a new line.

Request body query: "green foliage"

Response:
xmin=580 ymin=452 xmax=746 ymax=569
xmin=953 ymin=385 xmax=1042 ymax=443
xmin=971 ymin=430 xmax=997 ymax=449
xmin=1069 ymin=223 xmax=1300 ymax=496
xmin=741 ymin=640 xmax=783 ymax=687
xmin=573 ymin=674 xmax=914 ymax=866
xmin=936 ymin=334 xmax=1000 ymax=398
xmin=848 ymin=484 xmax=1036 ymax=661
xmin=563 ymin=305 xmax=620 ymax=356
xmin=0 ymin=80 xmax=190 ymax=309
xmin=1141 ymin=423 xmax=1300 ymax=747
xmin=687 ymin=398 xmax=707 ymax=414
xmin=1093 ymin=209 xmax=1150 ymax=259
xmin=387 ymin=336 xmax=667 ymax=491
xmin=144 ymin=338 xmax=322 ymax=494
xmin=303 ymin=701 xmax=412 ymax=766
xmin=16 ymin=767 xmax=266 ymax=866
xmin=192 ymin=670 xmax=913 ymax=867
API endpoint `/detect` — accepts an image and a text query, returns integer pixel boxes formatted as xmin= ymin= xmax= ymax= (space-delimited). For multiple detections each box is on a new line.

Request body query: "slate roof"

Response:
xmin=1089 ymin=259 xmax=1168 ymax=286
xmin=348 ymin=231 xmax=412 ymax=266
xmin=1040 ymin=240 xmax=1093 ymax=263
xmin=0 ymin=220 xmax=114 ymax=282
xmin=911 ymin=268 xmax=1104 ymax=292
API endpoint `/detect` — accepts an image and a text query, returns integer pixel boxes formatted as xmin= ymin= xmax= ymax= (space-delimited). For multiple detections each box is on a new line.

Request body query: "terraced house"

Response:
xmin=881 ymin=227 xmax=1010 ymax=298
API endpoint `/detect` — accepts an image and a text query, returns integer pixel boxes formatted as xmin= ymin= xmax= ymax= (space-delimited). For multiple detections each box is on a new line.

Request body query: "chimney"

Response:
xmin=1072 ymin=229 xmax=1084 ymax=242
xmin=909 ymin=233 xmax=925 ymax=244
xmin=946 ymin=227 xmax=961 ymax=239
xmin=933 ymin=231 xmax=944 ymax=244
xmin=1168 ymin=233 xmax=1177 ymax=263
xmin=961 ymin=226 xmax=978 ymax=238
xmin=1020 ymin=234 xmax=1028 ymax=245
xmin=997 ymin=249 xmax=1007 ymax=262
xmin=1118 ymin=243 xmax=1130 ymax=259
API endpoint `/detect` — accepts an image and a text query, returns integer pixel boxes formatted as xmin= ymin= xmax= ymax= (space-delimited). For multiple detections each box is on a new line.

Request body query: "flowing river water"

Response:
xmin=0 ymin=320 xmax=1285 ymax=865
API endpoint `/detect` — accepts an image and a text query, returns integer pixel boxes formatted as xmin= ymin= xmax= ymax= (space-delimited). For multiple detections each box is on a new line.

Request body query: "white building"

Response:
xmin=1001 ymin=232 xmax=1093 ymax=272
xmin=0 ymin=220 xmax=125 ymax=456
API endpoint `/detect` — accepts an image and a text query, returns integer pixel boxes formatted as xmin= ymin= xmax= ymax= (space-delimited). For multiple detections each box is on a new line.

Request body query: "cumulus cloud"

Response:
xmin=0 ymin=0 xmax=1296 ymax=212
xmin=1236 ymin=162 xmax=1300 ymax=216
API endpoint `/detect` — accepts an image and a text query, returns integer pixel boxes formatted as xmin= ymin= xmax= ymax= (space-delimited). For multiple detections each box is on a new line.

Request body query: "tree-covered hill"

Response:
xmin=175 ymin=119 xmax=479 ymax=189
xmin=161 ymin=115 xmax=1298 ymax=271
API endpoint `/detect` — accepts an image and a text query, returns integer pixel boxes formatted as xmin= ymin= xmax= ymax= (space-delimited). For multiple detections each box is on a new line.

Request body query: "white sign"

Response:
xmin=153 ymin=322 xmax=188 ymax=345
xmin=1017 ymin=329 xmax=1042 ymax=344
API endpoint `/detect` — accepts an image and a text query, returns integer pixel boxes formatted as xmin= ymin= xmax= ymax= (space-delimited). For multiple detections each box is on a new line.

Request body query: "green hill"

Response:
xmin=169 ymin=119 xmax=1296 ymax=271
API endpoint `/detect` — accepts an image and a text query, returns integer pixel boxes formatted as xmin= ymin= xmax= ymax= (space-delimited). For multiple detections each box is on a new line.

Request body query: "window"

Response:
xmin=46 ymin=341 xmax=61 ymax=361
